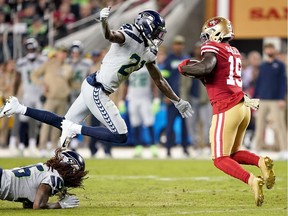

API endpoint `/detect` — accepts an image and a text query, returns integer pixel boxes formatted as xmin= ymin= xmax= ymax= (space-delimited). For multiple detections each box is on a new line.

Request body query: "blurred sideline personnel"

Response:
xmin=67 ymin=40 xmax=92 ymax=151
xmin=253 ymin=43 xmax=287 ymax=159
xmin=0 ymin=7 xmax=193 ymax=149
xmin=13 ymin=38 xmax=47 ymax=155
xmin=31 ymin=47 xmax=72 ymax=157
xmin=124 ymin=67 xmax=159 ymax=158
xmin=0 ymin=149 xmax=87 ymax=209
xmin=67 ymin=40 xmax=92 ymax=103
xmin=178 ymin=17 xmax=275 ymax=206
xmin=163 ymin=35 xmax=190 ymax=157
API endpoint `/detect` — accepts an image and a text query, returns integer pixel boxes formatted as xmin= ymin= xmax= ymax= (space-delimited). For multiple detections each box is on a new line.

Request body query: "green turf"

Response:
xmin=0 ymin=158 xmax=287 ymax=216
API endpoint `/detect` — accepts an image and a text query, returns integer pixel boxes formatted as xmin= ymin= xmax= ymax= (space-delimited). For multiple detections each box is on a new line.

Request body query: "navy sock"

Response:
xmin=19 ymin=122 xmax=28 ymax=144
xmin=147 ymin=126 xmax=155 ymax=144
xmin=133 ymin=126 xmax=142 ymax=145
xmin=25 ymin=107 xmax=64 ymax=130
xmin=81 ymin=126 xmax=127 ymax=144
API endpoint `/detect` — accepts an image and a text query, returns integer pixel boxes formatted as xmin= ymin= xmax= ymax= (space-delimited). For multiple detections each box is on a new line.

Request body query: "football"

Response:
xmin=183 ymin=59 xmax=201 ymax=78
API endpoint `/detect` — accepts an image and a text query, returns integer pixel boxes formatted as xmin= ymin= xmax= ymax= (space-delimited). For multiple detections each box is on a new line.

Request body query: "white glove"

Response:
xmin=100 ymin=7 xmax=111 ymax=21
xmin=59 ymin=195 xmax=79 ymax=209
xmin=244 ymin=94 xmax=260 ymax=111
xmin=172 ymin=99 xmax=194 ymax=118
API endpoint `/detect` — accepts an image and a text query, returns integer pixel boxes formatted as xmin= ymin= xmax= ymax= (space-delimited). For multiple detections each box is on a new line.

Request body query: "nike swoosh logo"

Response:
xmin=3 ymin=108 xmax=12 ymax=115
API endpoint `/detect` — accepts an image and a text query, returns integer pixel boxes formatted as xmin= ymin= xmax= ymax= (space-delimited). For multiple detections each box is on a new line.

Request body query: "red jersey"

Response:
xmin=201 ymin=41 xmax=244 ymax=114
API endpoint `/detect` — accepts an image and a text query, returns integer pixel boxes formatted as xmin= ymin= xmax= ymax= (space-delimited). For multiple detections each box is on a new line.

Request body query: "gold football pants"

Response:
xmin=210 ymin=102 xmax=250 ymax=159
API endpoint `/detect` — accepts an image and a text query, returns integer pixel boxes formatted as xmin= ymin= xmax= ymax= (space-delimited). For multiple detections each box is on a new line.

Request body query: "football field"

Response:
xmin=0 ymin=158 xmax=287 ymax=216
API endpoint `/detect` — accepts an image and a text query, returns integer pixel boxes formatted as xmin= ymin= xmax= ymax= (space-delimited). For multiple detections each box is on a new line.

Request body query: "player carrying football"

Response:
xmin=0 ymin=148 xmax=87 ymax=209
xmin=0 ymin=7 xmax=193 ymax=149
xmin=178 ymin=17 xmax=275 ymax=206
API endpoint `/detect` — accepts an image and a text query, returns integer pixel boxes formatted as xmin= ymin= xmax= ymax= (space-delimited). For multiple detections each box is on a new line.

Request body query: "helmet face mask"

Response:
xmin=135 ymin=10 xmax=167 ymax=47
xmin=200 ymin=17 xmax=234 ymax=44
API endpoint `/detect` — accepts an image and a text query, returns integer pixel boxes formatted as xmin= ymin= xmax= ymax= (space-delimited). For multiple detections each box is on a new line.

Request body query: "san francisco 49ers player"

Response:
xmin=178 ymin=17 xmax=275 ymax=206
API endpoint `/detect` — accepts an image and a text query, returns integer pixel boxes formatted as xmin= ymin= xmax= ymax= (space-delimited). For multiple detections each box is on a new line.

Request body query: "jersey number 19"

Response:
xmin=226 ymin=56 xmax=242 ymax=87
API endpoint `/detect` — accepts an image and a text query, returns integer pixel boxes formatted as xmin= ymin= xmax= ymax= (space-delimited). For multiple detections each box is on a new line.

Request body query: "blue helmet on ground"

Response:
xmin=61 ymin=150 xmax=85 ymax=172
xmin=134 ymin=10 xmax=167 ymax=47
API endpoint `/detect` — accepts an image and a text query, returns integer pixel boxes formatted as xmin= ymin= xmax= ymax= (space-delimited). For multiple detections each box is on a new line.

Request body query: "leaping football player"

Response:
xmin=0 ymin=7 xmax=193 ymax=149
xmin=178 ymin=17 xmax=275 ymax=206
xmin=0 ymin=148 xmax=87 ymax=209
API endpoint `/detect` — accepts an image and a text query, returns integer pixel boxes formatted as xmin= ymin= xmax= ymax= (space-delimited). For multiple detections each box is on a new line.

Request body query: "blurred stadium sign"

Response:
xmin=206 ymin=0 xmax=287 ymax=38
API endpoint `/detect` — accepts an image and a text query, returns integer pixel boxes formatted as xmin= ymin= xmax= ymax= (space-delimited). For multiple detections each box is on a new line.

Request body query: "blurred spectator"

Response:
xmin=182 ymin=42 xmax=211 ymax=153
xmin=53 ymin=2 xmax=76 ymax=39
xmin=90 ymin=0 xmax=102 ymax=14
xmin=242 ymin=51 xmax=261 ymax=95
xmin=18 ymin=4 xmax=36 ymax=26
xmin=27 ymin=16 xmax=48 ymax=47
xmin=66 ymin=40 xmax=92 ymax=150
xmin=53 ymin=2 xmax=76 ymax=25
xmin=125 ymin=67 xmax=159 ymax=158
xmin=89 ymin=49 xmax=102 ymax=73
xmin=163 ymin=35 xmax=190 ymax=157
xmin=12 ymin=38 xmax=47 ymax=156
xmin=36 ymin=0 xmax=48 ymax=18
xmin=0 ymin=60 xmax=16 ymax=148
xmin=253 ymin=43 xmax=287 ymax=159
xmin=79 ymin=3 xmax=92 ymax=19
xmin=0 ymin=1 xmax=11 ymax=23
xmin=31 ymin=46 xmax=72 ymax=157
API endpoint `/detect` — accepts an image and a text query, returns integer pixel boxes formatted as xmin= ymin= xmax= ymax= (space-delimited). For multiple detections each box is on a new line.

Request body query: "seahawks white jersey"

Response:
xmin=126 ymin=67 xmax=152 ymax=101
xmin=0 ymin=163 xmax=64 ymax=203
xmin=67 ymin=58 xmax=92 ymax=88
xmin=16 ymin=55 xmax=46 ymax=96
xmin=96 ymin=23 xmax=157 ymax=93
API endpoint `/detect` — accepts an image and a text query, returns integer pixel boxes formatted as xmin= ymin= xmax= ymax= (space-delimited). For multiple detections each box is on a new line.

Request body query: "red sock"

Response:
xmin=230 ymin=150 xmax=260 ymax=166
xmin=214 ymin=156 xmax=250 ymax=184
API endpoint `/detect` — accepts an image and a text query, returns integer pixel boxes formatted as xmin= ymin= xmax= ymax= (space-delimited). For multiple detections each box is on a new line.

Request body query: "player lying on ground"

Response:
xmin=178 ymin=17 xmax=275 ymax=206
xmin=0 ymin=148 xmax=87 ymax=209
xmin=0 ymin=7 xmax=193 ymax=149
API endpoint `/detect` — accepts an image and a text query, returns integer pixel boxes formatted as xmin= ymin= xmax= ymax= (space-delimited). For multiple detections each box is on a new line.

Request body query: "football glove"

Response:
xmin=100 ymin=7 xmax=111 ymax=21
xmin=244 ymin=94 xmax=260 ymax=111
xmin=178 ymin=59 xmax=190 ymax=74
xmin=172 ymin=99 xmax=194 ymax=118
xmin=59 ymin=195 xmax=79 ymax=209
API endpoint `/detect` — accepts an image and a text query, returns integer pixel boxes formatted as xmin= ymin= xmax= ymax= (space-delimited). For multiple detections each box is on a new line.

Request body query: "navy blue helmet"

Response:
xmin=61 ymin=150 xmax=85 ymax=172
xmin=25 ymin=38 xmax=39 ymax=50
xmin=134 ymin=10 xmax=167 ymax=47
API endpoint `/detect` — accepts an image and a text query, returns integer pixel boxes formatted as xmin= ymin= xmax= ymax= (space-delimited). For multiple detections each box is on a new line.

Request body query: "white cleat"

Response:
xmin=60 ymin=119 xmax=80 ymax=149
xmin=0 ymin=96 xmax=22 ymax=118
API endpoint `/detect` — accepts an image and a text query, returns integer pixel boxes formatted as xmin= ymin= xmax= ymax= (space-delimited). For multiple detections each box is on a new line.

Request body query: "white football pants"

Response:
xmin=65 ymin=79 xmax=128 ymax=134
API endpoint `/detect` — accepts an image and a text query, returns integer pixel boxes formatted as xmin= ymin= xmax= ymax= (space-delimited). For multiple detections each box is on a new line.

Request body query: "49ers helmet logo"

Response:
xmin=207 ymin=18 xmax=220 ymax=27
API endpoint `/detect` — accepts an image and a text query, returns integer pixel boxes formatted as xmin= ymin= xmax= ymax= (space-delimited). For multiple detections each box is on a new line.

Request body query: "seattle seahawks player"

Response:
xmin=13 ymin=38 xmax=47 ymax=155
xmin=0 ymin=7 xmax=193 ymax=149
xmin=0 ymin=149 xmax=87 ymax=209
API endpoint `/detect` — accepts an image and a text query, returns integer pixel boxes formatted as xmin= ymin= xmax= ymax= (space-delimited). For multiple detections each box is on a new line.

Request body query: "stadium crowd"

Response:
xmin=0 ymin=1 xmax=286 ymax=160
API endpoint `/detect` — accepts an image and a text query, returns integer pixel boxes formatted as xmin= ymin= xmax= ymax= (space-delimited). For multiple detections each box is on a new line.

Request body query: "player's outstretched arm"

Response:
xmin=179 ymin=52 xmax=217 ymax=77
xmin=146 ymin=62 xmax=179 ymax=101
xmin=33 ymin=183 xmax=60 ymax=209
xmin=146 ymin=62 xmax=194 ymax=118
xmin=100 ymin=7 xmax=125 ymax=44
xmin=33 ymin=184 xmax=79 ymax=209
